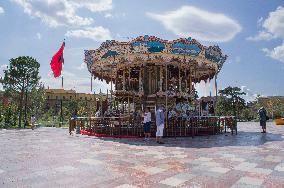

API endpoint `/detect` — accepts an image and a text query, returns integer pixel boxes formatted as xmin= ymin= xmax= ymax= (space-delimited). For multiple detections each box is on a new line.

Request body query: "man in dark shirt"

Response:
xmin=258 ymin=107 xmax=267 ymax=133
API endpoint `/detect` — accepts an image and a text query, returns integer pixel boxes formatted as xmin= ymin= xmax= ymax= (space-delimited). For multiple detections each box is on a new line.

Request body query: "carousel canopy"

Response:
xmin=84 ymin=35 xmax=227 ymax=83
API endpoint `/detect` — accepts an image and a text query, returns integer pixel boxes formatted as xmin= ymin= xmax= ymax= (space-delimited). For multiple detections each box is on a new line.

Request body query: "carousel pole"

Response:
xmin=165 ymin=63 xmax=168 ymax=128
xmin=185 ymin=69 xmax=188 ymax=92
xmin=128 ymin=66 xmax=130 ymax=115
xmin=139 ymin=67 xmax=142 ymax=111
xmin=159 ymin=65 xmax=163 ymax=91
xmin=123 ymin=68 xmax=126 ymax=91
xmin=204 ymin=80 xmax=207 ymax=97
xmin=179 ymin=61 xmax=182 ymax=92
xmin=100 ymin=89 xmax=102 ymax=117
xmin=106 ymin=89 xmax=109 ymax=115
xmin=214 ymin=74 xmax=218 ymax=113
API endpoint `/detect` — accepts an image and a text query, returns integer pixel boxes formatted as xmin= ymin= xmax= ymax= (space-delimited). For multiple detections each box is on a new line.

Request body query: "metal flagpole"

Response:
xmin=60 ymin=75 xmax=63 ymax=127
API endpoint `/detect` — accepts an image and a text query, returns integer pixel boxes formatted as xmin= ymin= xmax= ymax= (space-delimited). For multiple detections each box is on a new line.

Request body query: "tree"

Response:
xmin=1 ymin=56 xmax=40 ymax=128
xmin=28 ymin=84 xmax=46 ymax=119
xmin=217 ymin=86 xmax=246 ymax=118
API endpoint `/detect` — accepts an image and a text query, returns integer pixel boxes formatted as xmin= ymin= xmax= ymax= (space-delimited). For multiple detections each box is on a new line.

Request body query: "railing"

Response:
xmin=69 ymin=116 xmax=237 ymax=138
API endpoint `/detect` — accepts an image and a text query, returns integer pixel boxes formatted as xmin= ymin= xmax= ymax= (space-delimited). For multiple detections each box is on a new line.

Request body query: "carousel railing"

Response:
xmin=69 ymin=116 xmax=237 ymax=137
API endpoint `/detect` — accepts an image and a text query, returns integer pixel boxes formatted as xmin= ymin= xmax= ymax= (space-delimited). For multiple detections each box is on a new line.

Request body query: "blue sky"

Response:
xmin=0 ymin=0 xmax=283 ymax=101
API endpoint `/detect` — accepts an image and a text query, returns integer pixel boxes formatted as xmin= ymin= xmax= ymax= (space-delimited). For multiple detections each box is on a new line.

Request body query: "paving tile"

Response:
xmin=78 ymin=158 xmax=103 ymax=165
xmin=274 ymin=163 xmax=284 ymax=172
xmin=160 ymin=177 xmax=187 ymax=187
xmin=264 ymin=155 xmax=283 ymax=163
xmin=115 ymin=184 xmax=139 ymax=188
xmin=200 ymin=161 xmax=221 ymax=167
xmin=236 ymin=177 xmax=264 ymax=186
xmin=195 ymin=157 xmax=213 ymax=162
xmin=208 ymin=167 xmax=231 ymax=174
xmin=247 ymin=168 xmax=273 ymax=175
xmin=54 ymin=165 xmax=77 ymax=172
xmin=234 ymin=162 xmax=258 ymax=171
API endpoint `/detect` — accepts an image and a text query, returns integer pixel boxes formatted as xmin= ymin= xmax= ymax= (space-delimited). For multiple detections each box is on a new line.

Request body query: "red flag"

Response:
xmin=50 ymin=42 xmax=65 ymax=78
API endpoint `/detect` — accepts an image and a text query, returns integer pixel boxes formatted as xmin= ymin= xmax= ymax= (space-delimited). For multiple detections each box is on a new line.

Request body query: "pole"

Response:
xmin=60 ymin=76 xmax=64 ymax=127
xmin=165 ymin=63 xmax=168 ymax=128
xmin=214 ymin=75 xmax=218 ymax=114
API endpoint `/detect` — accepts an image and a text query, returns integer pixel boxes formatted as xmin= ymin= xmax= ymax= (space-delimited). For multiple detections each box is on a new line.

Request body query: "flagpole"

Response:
xmin=60 ymin=75 xmax=63 ymax=127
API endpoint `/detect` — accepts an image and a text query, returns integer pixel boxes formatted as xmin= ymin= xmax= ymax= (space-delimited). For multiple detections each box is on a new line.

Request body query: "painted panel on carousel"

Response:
xmin=171 ymin=42 xmax=201 ymax=56
xmin=101 ymin=50 xmax=119 ymax=59
xmin=131 ymin=40 xmax=165 ymax=53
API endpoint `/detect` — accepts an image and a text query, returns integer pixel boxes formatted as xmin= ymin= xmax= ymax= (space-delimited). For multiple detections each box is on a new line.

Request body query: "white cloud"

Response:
xmin=248 ymin=6 xmax=284 ymax=63
xmin=246 ymin=31 xmax=275 ymax=41
xmin=146 ymin=6 xmax=242 ymax=42
xmin=10 ymin=0 xmax=112 ymax=27
xmin=0 ymin=6 xmax=4 ymax=14
xmin=65 ymin=26 xmax=112 ymax=41
xmin=104 ymin=13 xmax=113 ymax=18
xmin=0 ymin=64 xmax=8 ymax=69
xmin=71 ymin=0 xmax=112 ymax=13
xmin=263 ymin=6 xmax=284 ymax=39
xmin=77 ymin=62 xmax=87 ymax=70
xmin=262 ymin=43 xmax=284 ymax=63
xmin=36 ymin=32 xmax=41 ymax=39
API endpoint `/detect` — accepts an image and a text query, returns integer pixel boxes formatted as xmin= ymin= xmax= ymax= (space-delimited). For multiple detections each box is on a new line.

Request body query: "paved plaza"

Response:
xmin=1 ymin=122 xmax=284 ymax=188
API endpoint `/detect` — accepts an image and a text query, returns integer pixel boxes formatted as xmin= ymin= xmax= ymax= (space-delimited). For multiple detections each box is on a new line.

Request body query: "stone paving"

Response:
xmin=1 ymin=122 xmax=284 ymax=188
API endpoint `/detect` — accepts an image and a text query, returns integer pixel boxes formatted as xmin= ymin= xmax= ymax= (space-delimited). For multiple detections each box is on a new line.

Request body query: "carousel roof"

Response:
xmin=84 ymin=35 xmax=227 ymax=82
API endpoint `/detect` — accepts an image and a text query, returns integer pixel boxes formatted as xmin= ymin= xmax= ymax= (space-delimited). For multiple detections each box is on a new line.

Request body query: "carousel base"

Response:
xmin=70 ymin=116 xmax=237 ymax=138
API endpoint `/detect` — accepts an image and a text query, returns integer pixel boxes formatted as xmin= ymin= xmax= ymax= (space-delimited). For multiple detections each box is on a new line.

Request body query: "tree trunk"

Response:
xmin=18 ymin=90 xmax=24 ymax=128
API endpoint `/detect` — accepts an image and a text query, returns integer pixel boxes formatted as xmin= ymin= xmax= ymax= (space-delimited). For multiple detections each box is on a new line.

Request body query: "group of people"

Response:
xmin=141 ymin=105 xmax=270 ymax=143
xmin=142 ymin=105 xmax=165 ymax=144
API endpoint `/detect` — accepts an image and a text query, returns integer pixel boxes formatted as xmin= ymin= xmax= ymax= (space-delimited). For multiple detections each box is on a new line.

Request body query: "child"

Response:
xmin=143 ymin=107 xmax=151 ymax=141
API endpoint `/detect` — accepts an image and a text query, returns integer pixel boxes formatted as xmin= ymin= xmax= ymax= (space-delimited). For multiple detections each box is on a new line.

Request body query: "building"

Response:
xmin=44 ymin=89 xmax=107 ymax=112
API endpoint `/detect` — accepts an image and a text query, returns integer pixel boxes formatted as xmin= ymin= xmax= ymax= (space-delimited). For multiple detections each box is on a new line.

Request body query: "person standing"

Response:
xmin=30 ymin=115 xmax=36 ymax=130
xmin=258 ymin=107 xmax=267 ymax=133
xmin=156 ymin=105 xmax=165 ymax=144
xmin=143 ymin=107 xmax=151 ymax=141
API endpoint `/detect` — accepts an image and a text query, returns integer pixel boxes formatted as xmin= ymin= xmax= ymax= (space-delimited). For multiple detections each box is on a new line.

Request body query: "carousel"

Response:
xmin=71 ymin=35 xmax=236 ymax=137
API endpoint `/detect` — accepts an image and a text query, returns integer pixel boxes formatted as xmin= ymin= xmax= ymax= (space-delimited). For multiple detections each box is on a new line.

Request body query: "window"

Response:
xmin=70 ymin=96 xmax=72 ymax=99
xmin=80 ymin=97 xmax=82 ymax=99
xmin=47 ymin=96 xmax=50 ymax=99
xmin=56 ymin=96 xmax=58 ymax=99
xmin=85 ymin=97 xmax=87 ymax=100
xmin=63 ymin=96 xmax=65 ymax=100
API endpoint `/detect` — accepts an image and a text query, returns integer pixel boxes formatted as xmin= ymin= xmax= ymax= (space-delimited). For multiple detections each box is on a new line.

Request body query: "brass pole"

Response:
xmin=165 ymin=63 xmax=168 ymax=128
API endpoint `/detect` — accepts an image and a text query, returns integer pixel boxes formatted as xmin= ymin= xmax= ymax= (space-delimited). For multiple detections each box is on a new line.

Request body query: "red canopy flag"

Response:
xmin=50 ymin=42 xmax=65 ymax=78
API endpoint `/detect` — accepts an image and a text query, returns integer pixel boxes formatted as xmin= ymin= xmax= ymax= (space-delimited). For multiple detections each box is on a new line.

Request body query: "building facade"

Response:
xmin=44 ymin=89 xmax=106 ymax=113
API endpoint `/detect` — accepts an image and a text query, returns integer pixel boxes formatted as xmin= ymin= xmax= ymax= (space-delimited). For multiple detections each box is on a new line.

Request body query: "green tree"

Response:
xmin=29 ymin=84 xmax=46 ymax=119
xmin=216 ymin=86 xmax=246 ymax=118
xmin=1 ymin=56 xmax=40 ymax=128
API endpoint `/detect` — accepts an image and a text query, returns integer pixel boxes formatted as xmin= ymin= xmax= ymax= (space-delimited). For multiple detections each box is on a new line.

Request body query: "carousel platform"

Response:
xmin=69 ymin=116 xmax=237 ymax=138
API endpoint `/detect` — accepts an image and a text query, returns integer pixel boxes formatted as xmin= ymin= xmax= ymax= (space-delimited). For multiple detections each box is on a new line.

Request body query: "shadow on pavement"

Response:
xmin=84 ymin=131 xmax=284 ymax=149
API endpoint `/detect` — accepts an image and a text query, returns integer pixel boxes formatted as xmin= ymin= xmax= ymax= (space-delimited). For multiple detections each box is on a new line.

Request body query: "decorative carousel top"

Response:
xmin=84 ymin=35 xmax=227 ymax=82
